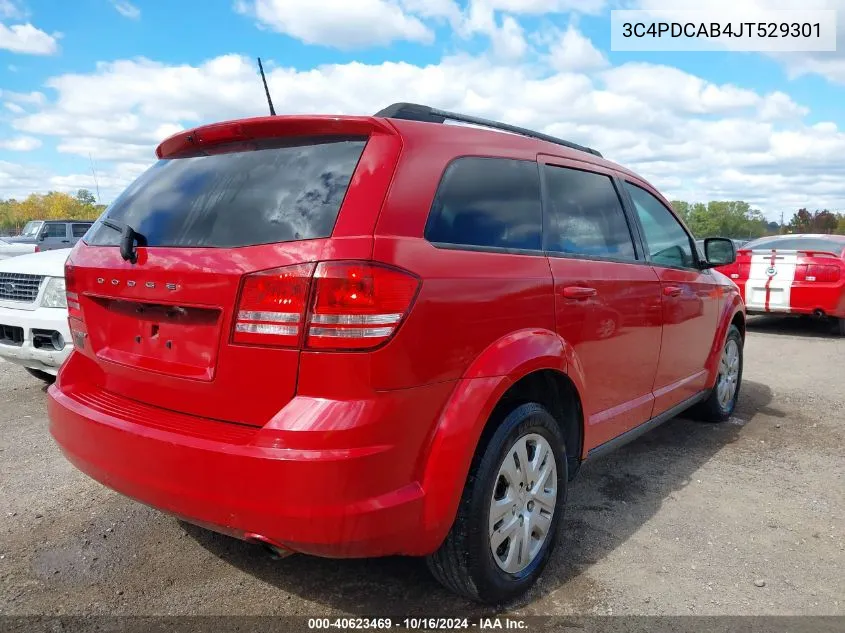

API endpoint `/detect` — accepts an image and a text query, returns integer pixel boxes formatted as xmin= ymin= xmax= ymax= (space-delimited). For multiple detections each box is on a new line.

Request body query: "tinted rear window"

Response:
xmin=72 ymin=223 xmax=91 ymax=237
xmin=425 ymin=157 xmax=542 ymax=251
xmin=544 ymin=165 xmax=636 ymax=260
xmin=745 ymin=237 xmax=845 ymax=253
xmin=85 ymin=136 xmax=367 ymax=248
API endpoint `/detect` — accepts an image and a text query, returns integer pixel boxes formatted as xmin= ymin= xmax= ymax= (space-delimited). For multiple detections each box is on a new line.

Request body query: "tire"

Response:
xmin=426 ymin=403 xmax=567 ymax=604
xmin=690 ymin=324 xmax=743 ymax=423
xmin=836 ymin=318 xmax=845 ymax=337
xmin=25 ymin=367 xmax=55 ymax=383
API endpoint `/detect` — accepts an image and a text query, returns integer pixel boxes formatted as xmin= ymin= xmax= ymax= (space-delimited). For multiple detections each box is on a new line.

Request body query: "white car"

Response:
xmin=0 ymin=248 xmax=72 ymax=381
xmin=0 ymin=237 xmax=37 ymax=261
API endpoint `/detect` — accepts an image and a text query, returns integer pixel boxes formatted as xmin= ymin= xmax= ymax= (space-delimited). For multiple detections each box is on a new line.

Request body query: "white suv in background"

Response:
xmin=0 ymin=248 xmax=72 ymax=381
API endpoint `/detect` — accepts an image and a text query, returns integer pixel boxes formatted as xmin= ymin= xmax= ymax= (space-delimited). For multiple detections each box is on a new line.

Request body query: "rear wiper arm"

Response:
xmin=101 ymin=218 xmax=146 ymax=264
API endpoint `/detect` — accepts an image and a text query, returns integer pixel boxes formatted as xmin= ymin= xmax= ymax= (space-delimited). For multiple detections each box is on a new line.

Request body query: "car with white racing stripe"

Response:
xmin=715 ymin=234 xmax=845 ymax=335
xmin=0 ymin=248 xmax=73 ymax=380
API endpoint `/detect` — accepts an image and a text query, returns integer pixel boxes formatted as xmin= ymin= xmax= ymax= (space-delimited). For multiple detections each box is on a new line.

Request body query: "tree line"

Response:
xmin=670 ymin=201 xmax=845 ymax=239
xmin=0 ymin=190 xmax=106 ymax=235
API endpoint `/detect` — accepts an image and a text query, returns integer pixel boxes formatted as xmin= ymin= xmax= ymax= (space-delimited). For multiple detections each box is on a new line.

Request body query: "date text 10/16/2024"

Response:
xmin=307 ymin=618 xmax=528 ymax=630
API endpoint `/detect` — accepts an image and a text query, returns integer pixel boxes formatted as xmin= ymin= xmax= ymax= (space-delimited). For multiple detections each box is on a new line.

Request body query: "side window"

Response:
xmin=72 ymin=224 xmax=91 ymax=238
xmin=43 ymin=223 xmax=67 ymax=238
xmin=544 ymin=165 xmax=636 ymax=260
xmin=426 ymin=157 xmax=542 ymax=251
xmin=625 ymin=183 xmax=695 ymax=269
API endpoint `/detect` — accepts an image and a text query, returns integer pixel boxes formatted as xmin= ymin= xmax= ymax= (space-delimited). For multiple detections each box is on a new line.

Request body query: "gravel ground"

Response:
xmin=1 ymin=315 xmax=843 ymax=618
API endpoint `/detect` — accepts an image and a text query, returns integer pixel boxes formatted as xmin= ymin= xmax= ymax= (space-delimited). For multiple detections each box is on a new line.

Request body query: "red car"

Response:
xmin=716 ymin=234 xmax=845 ymax=335
xmin=48 ymin=103 xmax=745 ymax=603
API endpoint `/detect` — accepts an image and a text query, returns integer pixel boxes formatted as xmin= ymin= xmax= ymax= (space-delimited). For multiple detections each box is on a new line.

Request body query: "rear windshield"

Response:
xmin=85 ymin=136 xmax=367 ymax=248
xmin=744 ymin=236 xmax=845 ymax=254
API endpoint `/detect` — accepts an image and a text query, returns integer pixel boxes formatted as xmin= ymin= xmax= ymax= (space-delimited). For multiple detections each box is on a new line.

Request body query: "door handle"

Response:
xmin=663 ymin=286 xmax=682 ymax=297
xmin=562 ymin=286 xmax=597 ymax=299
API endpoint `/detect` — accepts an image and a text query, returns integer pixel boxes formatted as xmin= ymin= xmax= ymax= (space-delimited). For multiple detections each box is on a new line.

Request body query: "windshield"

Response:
xmin=85 ymin=136 xmax=367 ymax=249
xmin=20 ymin=221 xmax=43 ymax=237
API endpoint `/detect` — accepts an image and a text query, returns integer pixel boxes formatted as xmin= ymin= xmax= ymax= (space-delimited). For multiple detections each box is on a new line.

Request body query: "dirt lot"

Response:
xmin=1 ymin=316 xmax=843 ymax=618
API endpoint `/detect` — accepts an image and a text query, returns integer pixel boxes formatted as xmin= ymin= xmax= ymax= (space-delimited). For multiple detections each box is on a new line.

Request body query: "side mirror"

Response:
xmin=702 ymin=237 xmax=736 ymax=268
xmin=38 ymin=231 xmax=47 ymax=241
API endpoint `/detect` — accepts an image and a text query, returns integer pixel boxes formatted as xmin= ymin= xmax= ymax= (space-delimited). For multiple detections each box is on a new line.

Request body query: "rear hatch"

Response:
xmin=63 ymin=116 xmax=400 ymax=426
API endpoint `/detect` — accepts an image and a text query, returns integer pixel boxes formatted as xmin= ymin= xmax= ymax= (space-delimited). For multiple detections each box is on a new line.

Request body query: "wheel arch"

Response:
xmin=414 ymin=328 xmax=586 ymax=555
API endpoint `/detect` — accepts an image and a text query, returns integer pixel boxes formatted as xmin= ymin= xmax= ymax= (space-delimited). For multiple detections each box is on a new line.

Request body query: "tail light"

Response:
xmin=722 ymin=261 xmax=749 ymax=280
xmin=794 ymin=263 xmax=841 ymax=283
xmin=232 ymin=261 xmax=420 ymax=351
xmin=34 ymin=245 xmax=40 ymax=253
xmin=233 ymin=263 xmax=315 ymax=348
xmin=306 ymin=262 xmax=420 ymax=350
xmin=64 ymin=259 xmax=86 ymax=349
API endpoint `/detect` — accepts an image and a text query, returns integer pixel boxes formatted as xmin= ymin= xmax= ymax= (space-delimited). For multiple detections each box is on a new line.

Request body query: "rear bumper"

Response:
xmin=743 ymin=282 xmax=845 ymax=318
xmin=0 ymin=305 xmax=71 ymax=375
xmin=48 ymin=369 xmax=456 ymax=558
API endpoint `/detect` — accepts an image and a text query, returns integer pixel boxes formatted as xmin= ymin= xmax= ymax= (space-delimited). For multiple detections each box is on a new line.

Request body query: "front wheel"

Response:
xmin=426 ymin=403 xmax=567 ymax=604
xmin=691 ymin=324 xmax=743 ymax=423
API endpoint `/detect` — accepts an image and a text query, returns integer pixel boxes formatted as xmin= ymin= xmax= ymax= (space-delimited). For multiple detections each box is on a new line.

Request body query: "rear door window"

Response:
xmin=425 ymin=157 xmax=542 ymax=251
xmin=543 ymin=165 xmax=636 ymax=260
xmin=72 ymin=223 xmax=91 ymax=238
xmin=84 ymin=136 xmax=367 ymax=248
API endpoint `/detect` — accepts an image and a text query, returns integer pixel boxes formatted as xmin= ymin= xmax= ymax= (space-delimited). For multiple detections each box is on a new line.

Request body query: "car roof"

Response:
xmin=161 ymin=113 xmax=642 ymax=181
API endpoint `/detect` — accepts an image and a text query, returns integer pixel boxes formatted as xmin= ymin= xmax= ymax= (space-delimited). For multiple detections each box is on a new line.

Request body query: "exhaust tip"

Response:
xmin=244 ymin=533 xmax=295 ymax=559
xmin=813 ymin=309 xmax=826 ymax=319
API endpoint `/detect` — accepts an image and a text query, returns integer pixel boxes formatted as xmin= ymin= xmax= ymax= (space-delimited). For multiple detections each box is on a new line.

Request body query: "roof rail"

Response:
xmin=374 ymin=102 xmax=602 ymax=158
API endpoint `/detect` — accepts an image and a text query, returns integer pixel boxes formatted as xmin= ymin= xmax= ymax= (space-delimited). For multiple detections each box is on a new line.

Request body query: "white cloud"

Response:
xmin=4 ymin=102 xmax=25 ymax=113
xmin=490 ymin=15 xmax=527 ymax=60
xmin=0 ymin=135 xmax=40 ymax=151
xmin=236 ymin=0 xmax=433 ymax=48
xmin=0 ymin=89 xmax=46 ymax=106
xmin=0 ymin=0 xmax=24 ymax=20
xmin=110 ymin=0 xmax=140 ymax=20
xmin=0 ymin=22 xmax=59 ymax=55
xmin=473 ymin=0 xmax=605 ymax=14
xmin=548 ymin=26 xmax=608 ymax=72
xmin=3 ymin=32 xmax=843 ymax=216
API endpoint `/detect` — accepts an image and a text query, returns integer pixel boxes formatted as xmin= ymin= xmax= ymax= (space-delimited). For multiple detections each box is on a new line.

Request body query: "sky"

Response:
xmin=1 ymin=0 xmax=844 ymax=221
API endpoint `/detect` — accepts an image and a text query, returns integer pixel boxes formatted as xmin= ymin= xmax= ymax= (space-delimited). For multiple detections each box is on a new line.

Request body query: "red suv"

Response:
xmin=48 ymin=103 xmax=746 ymax=604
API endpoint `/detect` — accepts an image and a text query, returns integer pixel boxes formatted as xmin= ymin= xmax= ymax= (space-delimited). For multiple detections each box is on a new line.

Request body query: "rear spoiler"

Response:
xmin=156 ymin=115 xmax=396 ymax=159
xmin=737 ymin=248 xmax=843 ymax=258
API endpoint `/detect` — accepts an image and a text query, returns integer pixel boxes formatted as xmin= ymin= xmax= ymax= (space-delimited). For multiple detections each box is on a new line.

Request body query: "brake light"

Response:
xmin=306 ymin=262 xmax=420 ymax=350
xmin=794 ymin=263 xmax=841 ymax=283
xmin=34 ymin=245 xmax=40 ymax=253
xmin=232 ymin=261 xmax=420 ymax=350
xmin=233 ymin=263 xmax=315 ymax=348
xmin=64 ymin=259 xmax=86 ymax=349
xmin=723 ymin=261 xmax=749 ymax=280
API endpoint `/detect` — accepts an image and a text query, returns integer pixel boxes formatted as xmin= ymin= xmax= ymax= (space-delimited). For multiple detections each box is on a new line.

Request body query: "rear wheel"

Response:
xmin=426 ymin=403 xmax=567 ymax=604
xmin=25 ymin=368 xmax=55 ymax=383
xmin=836 ymin=318 xmax=845 ymax=337
xmin=691 ymin=324 xmax=743 ymax=423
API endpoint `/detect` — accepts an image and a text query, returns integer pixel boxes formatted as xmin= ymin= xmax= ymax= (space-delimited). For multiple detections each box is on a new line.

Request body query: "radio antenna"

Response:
xmin=88 ymin=152 xmax=101 ymax=203
xmin=257 ymin=57 xmax=276 ymax=116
